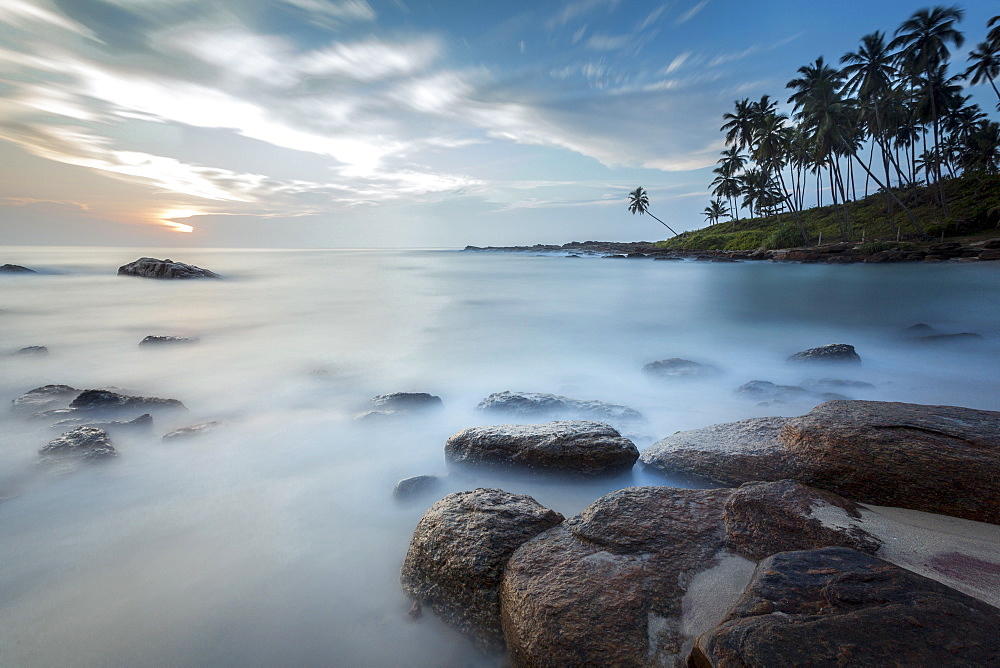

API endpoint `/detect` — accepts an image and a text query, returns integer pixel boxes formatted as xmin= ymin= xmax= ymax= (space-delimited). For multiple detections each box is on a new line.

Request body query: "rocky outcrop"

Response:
xmin=689 ymin=547 xmax=1000 ymax=667
xmin=12 ymin=385 xmax=80 ymax=414
xmin=69 ymin=389 xmax=186 ymax=414
xmin=0 ymin=264 xmax=36 ymax=273
xmin=400 ymin=489 xmax=564 ymax=652
xmin=162 ymin=420 xmax=225 ymax=441
xmin=118 ymin=257 xmax=221 ymax=279
xmin=477 ymin=391 xmax=642 ymax=423
xmin=787 ymin=343 xmax=861 ymax=364
xmin=445 ymin=420 xmax=639 ymax=475
xmin=139 ymin=335 xmax=199 ymax=346
xmin=643 ymin=358 xmax=721 ymax=379
xmin=641 ymin=400 xmax=1000 ymax=524
xmin=40 ymin=427 xmax=117 ymax=460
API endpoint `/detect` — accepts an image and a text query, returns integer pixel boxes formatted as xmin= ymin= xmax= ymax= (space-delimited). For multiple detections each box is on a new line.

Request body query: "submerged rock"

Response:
xmin=642 ymin=358 xmax=721 ymax=379
xmin=40 ymin=426 xmax=117 ymax=460
xmin=477 ymin=391 xmax=642 ymax=423
xmin=12 ymin=385 xmax=80 ymax=414
xmin=162 ymin=420 xmax=225 ymax=441
xmin=690 ymin=547 xmax=1000 ymax=667
xmin=641 ymin=400 xmax=1000 ymax=524
xmin=356 ymin=392 xmax=444 ymax=421
xmin=392 ymin=475 xmax=442 ymax=500
xmin=139 ymin=335 xmax=199 ymax=346
xmin=445 ymin=420 xmax=639 ymax=475
xmin=51 ymin=413 xmax=153 ymax=433
xmin=400 ymin=488 xmax=564 ymax=652
xmin=69 ymin=389 xmax=185 ymax=414
xmin=14 ymin=346 xmax=48 ymax=356
xmin=787 ymin=343 xmax=861 ymax=364
xmin=118 ymin=257 xmax=221 ymax=280
xmin=0 ymin=264 xmax=36 ymax=273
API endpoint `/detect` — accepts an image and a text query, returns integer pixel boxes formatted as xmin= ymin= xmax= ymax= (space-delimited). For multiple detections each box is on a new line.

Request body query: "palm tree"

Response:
xmin=627 ymin=187 xmax=678 ymax=236
xmin=720 ymin=98 xmax=756 ymax=151
xmin=963 ymin=41 xmax=1000 ymax=104
xmin=703 ymin=199 xmax=729 ymax=225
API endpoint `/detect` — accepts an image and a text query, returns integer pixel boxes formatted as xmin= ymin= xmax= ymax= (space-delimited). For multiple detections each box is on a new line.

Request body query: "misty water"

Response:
xmin=2 ymin=246 xmax=999 ymax=666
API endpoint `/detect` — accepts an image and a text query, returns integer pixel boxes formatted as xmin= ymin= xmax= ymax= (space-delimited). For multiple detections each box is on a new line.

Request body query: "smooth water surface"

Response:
xmin=2 ymin=247 xmax=999 ymax=666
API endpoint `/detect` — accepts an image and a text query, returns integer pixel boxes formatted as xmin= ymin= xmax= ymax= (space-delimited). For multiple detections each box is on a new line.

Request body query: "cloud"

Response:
xmin=585 ymin=34 xmax=631 ymax=51
xmin=674 ymin=0 xmax=708 ymax=26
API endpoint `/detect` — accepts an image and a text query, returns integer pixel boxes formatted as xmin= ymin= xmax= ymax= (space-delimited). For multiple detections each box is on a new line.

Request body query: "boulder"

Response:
xmin=643 ymin=358 xmax=721 ymax=379
xmin=139 ymin=335 xmax=199 ymax=346
xmin=477 ymin=391 xmax=642 ymax=423
xmin=445 ymin=420 xmax=639 ymax=475
xmin=641 ymin=400 xmax=1000 ymax=524
xmin=40 ymin=427 xmax=117 ymax=460
xmin=392 ymin=475 xmax=442 ymax=500
xmin=69 ymin=389 xmax=186 ymax=414
xmin=12 ymin=385 xmax=80 ymax=414
xmin=689 ymin=547 xmax=1000 ymax=667
xmin=15 ymin=346 xmax=48 ymax=356
xmin=735 ymin=380 xmax=811 ymax=402
xmin=501 ymin=487 xmax=740 ymax=666
xmin=356 ymin=392 xmax=444 ymax=421
xmin=51 ymin=413 xmax=152 ymax=432
xmin=787 ymin=343 xmax=861 ymax=364
xmin=118 ymin=257 xmax=220 ymax=279
xmin=400 ymin=489 xmax=564 ymax=652
xmin=0 ymin=264 xmax=36 ymax=273
xmin=162 ymin=420 xmax=225 ymax=441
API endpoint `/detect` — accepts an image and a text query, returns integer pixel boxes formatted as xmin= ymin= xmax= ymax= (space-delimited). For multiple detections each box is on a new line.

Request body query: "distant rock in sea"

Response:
xmin=139 ymin=335 xmax=199 ymax=346
xmin=118 ymin=257 xmax=221 ymax=279
xmin=1 ymin=264 xmax=36 ymax=273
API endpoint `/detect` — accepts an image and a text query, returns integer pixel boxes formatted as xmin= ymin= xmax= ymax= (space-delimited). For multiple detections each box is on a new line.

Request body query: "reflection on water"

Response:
xmin=1 ymin=247 xmax=999 ymax=666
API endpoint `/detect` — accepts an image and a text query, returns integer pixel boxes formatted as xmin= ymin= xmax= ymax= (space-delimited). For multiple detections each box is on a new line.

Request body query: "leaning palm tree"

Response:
xmin=627 ymin=187 xmax=678 ymax=236
xmin=963 ymin=41 xmax=1000 ymax=104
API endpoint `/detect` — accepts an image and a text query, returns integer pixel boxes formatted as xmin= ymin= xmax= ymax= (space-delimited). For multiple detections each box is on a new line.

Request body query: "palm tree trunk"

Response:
xmin=851 ymin=152 xmax=927 ymax=237
xmin=646 ymin=212 xmax=678 ymax=236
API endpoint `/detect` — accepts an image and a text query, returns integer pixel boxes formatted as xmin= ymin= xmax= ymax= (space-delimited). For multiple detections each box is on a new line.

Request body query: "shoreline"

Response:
xmin=464 ymin=239 xmax=1000 ymax=264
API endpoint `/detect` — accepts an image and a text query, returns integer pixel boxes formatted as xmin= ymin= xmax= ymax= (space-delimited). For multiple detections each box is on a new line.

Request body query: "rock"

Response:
xmin=787 ymin=343 xmax=861 ymax=364
xmin=689 ymin=547 xmax=1000 ymax=667
xmin=445 ymin=420 xmax=639 ymax=475
xmin=12 ymin=385 xmax=80 ymax=414
xmin=735 ymin=380 xmax=811 ymax=402
xmin=118 ymin=257 xmax=221 ymax=279
xmin=641 ymin=400 xmax=1000 ymax=524
xmin=0 ymin=264 xmax=36 ymax=273
xmin=400 ymin=488 xmax=564 ymax=652
xmin=51 ymin=413 xmax=153 ymax=432
xmin=477 ymin=391 xmax=642 ymax=423
xmin=722 ymin=480 xmax=880 ymax=560
xmin=162 ymin=420 xmax=225 ymax=441
xmin=501 ymin=487 xmax=741 ymax=666
xmin=371 ymin=392 xmax=443 ymax=412
xmin=642 ymin=358 xmax=721 ymax=379
xmin=40 ymin=427 xmax=117 ymax=460
xmin=915 ymin=332 xmax=983 ymax=344
xmin=69 ymin=389 xmax=186 ymax=414
xmin=800 ymin=378 xmax=875 ymax=393
xmin=139 ymin=335 xmax=199 ymax=346
xmin=393 ymin=475 xmax=442 ymax=499
xmin=15 ymin=346 xmax=48 ymax=356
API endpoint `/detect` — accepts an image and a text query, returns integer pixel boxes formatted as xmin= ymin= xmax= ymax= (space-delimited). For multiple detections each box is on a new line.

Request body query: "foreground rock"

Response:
xmin=641 ymin=400 xmax=1000 ymax=524
xmin=400 ymin=489 xmax=564 ymax=651
xmin=690 ymin=547 xmax=1000 ymax=667
xmin=118 ymin=257 xmax=221 ymax=279
xmin=12 ymin=385 xmax=80 ymax=414
xmin=69 ymin=389 xmax=186 ymax=414
xmin=445 ymin=420 xmax=639 ymax=475
xmin=477 ymin=391 xmax=642 ymax=423
xmin=40 ymin=427 xmax=117 ymax=461
xmin=787 ymin=343 xmax=861 ymax=364
xmin=643 ymin=358 xmax=721 ymax=379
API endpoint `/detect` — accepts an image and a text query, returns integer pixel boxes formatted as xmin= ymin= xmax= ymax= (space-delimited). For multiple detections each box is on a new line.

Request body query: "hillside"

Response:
xmin=657 ymin=173 xmax=1000 ymax=251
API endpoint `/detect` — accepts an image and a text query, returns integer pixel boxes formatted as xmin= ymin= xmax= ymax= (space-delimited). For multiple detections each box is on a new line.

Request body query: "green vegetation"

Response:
xmin=656 ymin=6 xmax=1000 ymax=251
xmin=657 ymin=171 xmax=1000 ymax=251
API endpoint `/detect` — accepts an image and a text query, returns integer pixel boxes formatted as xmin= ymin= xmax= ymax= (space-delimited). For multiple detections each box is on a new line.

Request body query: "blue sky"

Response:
xmin=0 ymin=0 xmax=997 ymax=248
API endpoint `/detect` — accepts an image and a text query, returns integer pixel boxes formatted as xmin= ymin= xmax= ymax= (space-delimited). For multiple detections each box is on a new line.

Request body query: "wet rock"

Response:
xmin=69 ymin=389 xmax=186 ymax=414
xmin=641 ymin=400 xmax=1000 ymax=524
xmin=735 ymin=380 xmax=811 ymax=402
xmin=40 ymin=427 xmax=117 ymax=460
xmin=400 ymin=488 xmax=564 ymax=652
xmin=162 ymin=420 xmax=225 ymax=441
xmin=723 ymin=480 xmax=880 ymax=560
xmin=393 ymin=475 xmax=442 ymax=500
xmin=643 ymin=358 xmax=721 ymax=379
xmin=139 ymin=335 xmax=199 ymax=346
xmin=0 ymin=264 xmax=36 ymax=273
xmin=477 ymin=391 xmax=642 ymax=423
xmin=14 ymin=346 xmax=48 ymax=356
xmin=787 ymin=343 xmax=861 ymax=364
xmin=445 ymin=420 xmax=639 ymax=475
xmin=12 ymin=385 xmax=80 ymax=414
xmin=800 ymin=378 xmax=875 ymax=393
xmin=51 ymin=413 xmax=153 ymax=433
xmin=118 ymin=257 xmax=221 ymax=279
xmin=689 ymin=547 xmax=1000 ymax=667
xmin=371 ymin=392 xmax=443 ymax=412
xmin=501 ymin=487 xmax=740 ymax=666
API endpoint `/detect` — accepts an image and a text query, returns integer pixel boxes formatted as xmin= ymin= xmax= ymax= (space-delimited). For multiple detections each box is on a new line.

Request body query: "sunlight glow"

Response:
xmin=160 ymin=209 xmax=199 ymax=233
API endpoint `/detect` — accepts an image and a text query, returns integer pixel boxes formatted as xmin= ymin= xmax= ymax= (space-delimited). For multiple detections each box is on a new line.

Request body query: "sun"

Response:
xmin=159 ymin=209 xmax=200 ymax=233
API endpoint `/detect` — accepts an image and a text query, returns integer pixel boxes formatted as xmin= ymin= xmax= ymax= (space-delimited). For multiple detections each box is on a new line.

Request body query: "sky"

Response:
xmin=0 ymin=0 xmax=997 ymax=248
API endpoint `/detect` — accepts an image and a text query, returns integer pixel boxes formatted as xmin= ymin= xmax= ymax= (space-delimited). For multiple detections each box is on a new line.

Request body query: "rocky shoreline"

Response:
xmin=465 ymin=238 xmax=1000 ymax=263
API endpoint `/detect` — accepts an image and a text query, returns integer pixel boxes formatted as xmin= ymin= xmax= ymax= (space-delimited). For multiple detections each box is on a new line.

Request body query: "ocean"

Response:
xmin=2 ymin=246 xmax=999 ymax=666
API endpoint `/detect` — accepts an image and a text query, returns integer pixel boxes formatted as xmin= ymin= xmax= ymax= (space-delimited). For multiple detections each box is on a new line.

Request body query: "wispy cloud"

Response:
xmin=674 ymin=0 xmax=708 ymax=26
